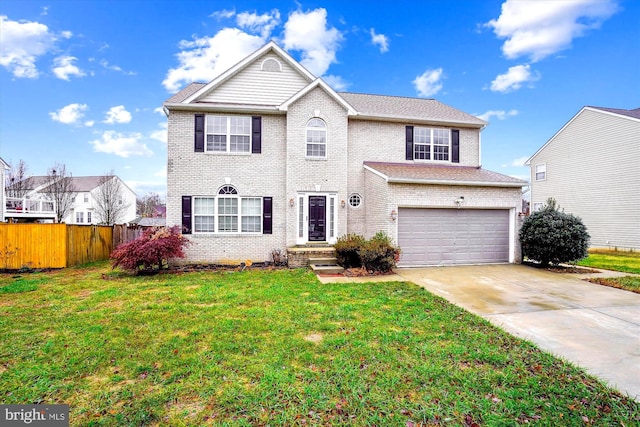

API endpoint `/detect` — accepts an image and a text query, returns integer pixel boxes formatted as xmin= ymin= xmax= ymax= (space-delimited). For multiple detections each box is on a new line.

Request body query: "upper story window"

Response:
xmin=414 ymin=127 xmax=450 ymax=161
xmin=306 ymin=118 xmax=326 ymax=158
xmin=206 ymin=116 xmax=251 ymax=153
xmin=83 ymin=193 xmax=89 ymax=203
xmin=535 ymin=163 xmax=546 ymax=181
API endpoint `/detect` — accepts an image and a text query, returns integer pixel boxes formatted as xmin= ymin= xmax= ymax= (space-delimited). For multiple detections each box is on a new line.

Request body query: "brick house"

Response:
xmin=164 ymin=42 xmax=526 ymax=267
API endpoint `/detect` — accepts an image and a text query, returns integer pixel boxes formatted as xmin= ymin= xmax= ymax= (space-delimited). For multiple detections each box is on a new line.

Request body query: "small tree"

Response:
xmin=519 ymin=198 xmax=590 ymax=266
xmin=6 ymin=159 xmax=29 ymax=198
xmin=94 ymin=171 xmax=129 ymax=225
xmin=137 ymin=192 xmax=163 ymax=217
xmin=45 ymin=163 xmax=75 ymax=223
xmin=111 ymin=226 xmax=190 ymax=274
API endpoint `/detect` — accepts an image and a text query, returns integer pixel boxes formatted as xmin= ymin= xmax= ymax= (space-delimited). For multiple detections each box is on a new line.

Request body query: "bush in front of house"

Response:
xmin=111 ymin=226 xmax=190 ymax=274
xmin=334 ymin=233 xmax=366 ymax=268
xmin=519 ymin=198 xmax=590 ymax=267
xmin=335 ymin=231 xmax=400 ymax=273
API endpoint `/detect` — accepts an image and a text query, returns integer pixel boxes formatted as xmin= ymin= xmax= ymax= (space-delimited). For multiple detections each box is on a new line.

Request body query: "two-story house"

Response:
xmin=164 ymin=42 xmax=526 ymax=267
xmin=7 ymin=175 xmax=137 ymax=225
xmin=526 ymin=106 xmax=640 ymax=251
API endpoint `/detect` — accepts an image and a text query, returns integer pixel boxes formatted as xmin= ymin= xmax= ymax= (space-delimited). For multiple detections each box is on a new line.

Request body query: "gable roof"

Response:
xmin=165 ymin=82 xmax=206 ymax=104
xmin=0 ymin=156 xmax=8 ymax=169
xmin=181 ymin=41 xmax=315 ymax=105
xmin=17 ymin=175 xmax=134 ymax=194
xmin=526 ymin=105 xmax=640 ymax=164
xmin=341 ymin=93 xmax=487 ymax=128
xmin=364 ymin=161 xmax=526 ymax=187
xmin=279 ymin=78 xmax=357 ymax=115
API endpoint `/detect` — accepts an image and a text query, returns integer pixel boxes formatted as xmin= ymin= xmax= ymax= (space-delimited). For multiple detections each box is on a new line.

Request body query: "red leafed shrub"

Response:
xmin=111 ymin=226 xmax=190 ymax=274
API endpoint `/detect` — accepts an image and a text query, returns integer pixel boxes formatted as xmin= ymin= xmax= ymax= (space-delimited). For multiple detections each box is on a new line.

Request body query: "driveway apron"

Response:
xmin=395 ymin=264 xmax=640 ymax=400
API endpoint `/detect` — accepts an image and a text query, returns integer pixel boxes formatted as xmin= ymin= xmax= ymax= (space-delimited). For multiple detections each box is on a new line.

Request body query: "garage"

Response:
xmin=398 ymin=208 xmax=510 ymax=266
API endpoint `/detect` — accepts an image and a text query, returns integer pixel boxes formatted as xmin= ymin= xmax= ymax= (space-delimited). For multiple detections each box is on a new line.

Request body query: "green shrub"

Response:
xmin=519 ymin=198 xmax=590 ymax=266
xmin=334 ymin=233 xmax=366 ymax=268
xmin=335 ymin=231 xmax=400 ymax=273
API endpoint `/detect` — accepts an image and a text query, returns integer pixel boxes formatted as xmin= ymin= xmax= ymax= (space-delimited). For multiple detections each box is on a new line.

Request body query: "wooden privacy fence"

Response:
xmin=0 ymin=224 xmax=113 ymax=269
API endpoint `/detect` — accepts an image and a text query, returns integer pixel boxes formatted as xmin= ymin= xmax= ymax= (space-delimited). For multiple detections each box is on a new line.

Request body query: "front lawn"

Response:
xmin=578 ymin=250 xmax=640 ymax=274
xmin=0 ymin=263 xmax=637 ymax=426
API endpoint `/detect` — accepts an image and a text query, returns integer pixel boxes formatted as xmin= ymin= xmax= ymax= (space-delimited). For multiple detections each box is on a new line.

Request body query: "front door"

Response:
xmin=308 ymin=196 xmax=326 ymax=241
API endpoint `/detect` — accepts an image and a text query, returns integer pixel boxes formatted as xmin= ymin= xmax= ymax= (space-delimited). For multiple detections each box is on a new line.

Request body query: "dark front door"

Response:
xmin=308 ymin=196 xmax=326 ymax=241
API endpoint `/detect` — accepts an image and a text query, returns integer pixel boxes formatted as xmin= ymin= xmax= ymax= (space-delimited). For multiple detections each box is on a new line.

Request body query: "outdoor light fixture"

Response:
xmin=390 ymin=209 xmax=397 ymax=221
xmin=341 ymin=200 xmax=346 ymax=208
xmin=455 ymin=196 xmax=465 ymax=208
xmin=289 ymin=198 xmax=294 ymax=207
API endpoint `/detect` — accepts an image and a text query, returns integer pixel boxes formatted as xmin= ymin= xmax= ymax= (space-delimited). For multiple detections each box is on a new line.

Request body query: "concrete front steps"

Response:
xmin=287 ymin=245 xmax=344 ymax=275
xmin=308 ymin=256 xmax=344 ymax=275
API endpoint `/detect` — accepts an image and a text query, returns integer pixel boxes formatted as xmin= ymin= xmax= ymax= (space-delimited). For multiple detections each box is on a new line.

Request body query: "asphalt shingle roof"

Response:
xmin=588 ymin=106 xmax=640 ymax=120
xmin=165 ymin=82 xmax=207 ymax=104
xmin=364 ymin=161 xmax=527 ymax=187
xmin=340 ymin=92 xmax=487 ymax=127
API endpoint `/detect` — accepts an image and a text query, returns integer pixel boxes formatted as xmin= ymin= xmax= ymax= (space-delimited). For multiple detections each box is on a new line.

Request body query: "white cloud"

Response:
xmin=150 ymin=122 xmax=167 ymax=143
xmin=490 ymin=64 xmax=540 ymax=93
xmin=60 ymin=30 xmax=73 ymax=39
xmin=322 ymin=74 xmax=350 ymax=91
xmin=282 ymin=8 xmax=343 ymax=76
xmin=99 ymin=59 xmax=136 ymax=75
xmin=0 ymin=15 xmax=56 ymax=78
xmin=162 ymin=27 xmax=264 ymax=92
xmin=413 ymin=68 xmax=444 ymax=97
xmin=84 ymin=120 xmax=95 ymax=127
xmin=49 ymin=103 xmax=88 ymax=125
xmin=103 ymin=105 xmax=132 ymax=124
xmin=52 ymin=55 xmax=85 ymax=80
xmin=486 ymin=0 xmax=619 ymax=62
xmin=210 ymin=9 xmax=236 ymax=20
xmin=370 ymin=28 xmax=389 ymax=53
xmin=153 ymin=107 xmax=165 ymax=115
xmin=477 ymin=109 xmax=519 ymax=122
xmin=89 ymin=131 xmax=152 ymax=158
xmin=237 ymin=9 xmax=280 ymax=39
xmin=501 ymin=156 xmax=530 ymax=168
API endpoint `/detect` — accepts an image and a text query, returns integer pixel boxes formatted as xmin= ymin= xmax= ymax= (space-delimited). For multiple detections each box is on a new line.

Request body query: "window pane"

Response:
xmin=195 ymin=216 xmax=215 ymax=232
xmin=241 ymin=216 xmax=261 ymax=233
xmin=218 ymin=198 xmax=238 ymax=215
xmin=230 ymin=117 xmax=250 ymax=135
xmin=230 ymin=135 xmax=250 ymax=152
xmin=194 ymin=197 xmax=215 ymax=214
xmin=218 ymin=216 xmax=238 ymax=232
xmin=242 ymin=198 xmax=261 ymax=215
xmin=307 ymin=143 xmax=326 ymax=157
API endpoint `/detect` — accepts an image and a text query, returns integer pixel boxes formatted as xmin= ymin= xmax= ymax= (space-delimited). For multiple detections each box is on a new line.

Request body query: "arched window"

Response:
xmin=306 ymin=118 xmax=326 ymax=158
xmin=218 ymin=185 xmax=238 ymax=232
xmin=218 ymin=185 xmax=238 ymax=195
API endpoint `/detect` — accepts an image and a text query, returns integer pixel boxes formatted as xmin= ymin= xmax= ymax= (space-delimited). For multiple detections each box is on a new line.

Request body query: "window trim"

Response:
xmin=205 ymin=115 xmax=252 ymax=154
xmin=535 ymin=163 xmax=547 ymax=181
xmin=532 ymin=202 xmax=544 ymax=212
xmin=413 ymin=127 xmax=451 ymax=162
xmin=305 ymin=118 xmax=327 ymax=159
xmin=192 ymin=191 xmax=263 ymax=235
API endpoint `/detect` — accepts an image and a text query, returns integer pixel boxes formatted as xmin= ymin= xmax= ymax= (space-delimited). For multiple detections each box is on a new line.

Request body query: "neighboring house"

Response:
xmin=164 ymin=41 xmax=526 ymax=267
xmin=0 ymin=157 xmax=8 ymax=222
xmin=10 ymin=175 xmax=137 ymax=225
xmin=4 ymin=175 xmax=57 ymax=222
xmin=526 ymin=106 xmax=640 ymax=251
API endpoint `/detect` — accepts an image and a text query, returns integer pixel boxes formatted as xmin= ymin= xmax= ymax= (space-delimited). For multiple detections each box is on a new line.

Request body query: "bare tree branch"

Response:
xmin=45 ymin=163 xmax=76 ymax=223
xmin=137 ymin=192 xmax=163 ymax=218
xmin=94 ymin=171 xmax=129 ymax=225
xmin=6 ymin=159 xmax=29 ymax=198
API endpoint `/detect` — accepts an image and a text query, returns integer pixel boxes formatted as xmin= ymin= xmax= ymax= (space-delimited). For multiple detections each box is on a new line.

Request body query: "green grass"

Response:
xmin=1 ymin=263 xmax=638 ymax=426
xmin=578 ymin=251 xmax=640 ymax=274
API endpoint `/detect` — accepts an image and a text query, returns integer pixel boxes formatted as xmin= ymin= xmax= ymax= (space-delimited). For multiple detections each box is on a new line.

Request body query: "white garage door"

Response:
xmin=398 ymin=208 xmax=510 ymax=266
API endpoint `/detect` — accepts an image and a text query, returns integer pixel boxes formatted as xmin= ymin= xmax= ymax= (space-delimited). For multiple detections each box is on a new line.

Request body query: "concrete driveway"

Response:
xmin=395 ymin=264 xmax=640 ymax=400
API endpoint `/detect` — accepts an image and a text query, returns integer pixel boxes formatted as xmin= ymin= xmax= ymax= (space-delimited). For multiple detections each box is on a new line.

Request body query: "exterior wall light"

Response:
xmin=289 ymin=198 xmax=294 ymax=207
xmin=455 ymin=196 xmax=465 ymax=208
xmin=341 ymin=200 xmax=346 ymax=208
xmin=390 ymin=209 xmax=397 ymax=221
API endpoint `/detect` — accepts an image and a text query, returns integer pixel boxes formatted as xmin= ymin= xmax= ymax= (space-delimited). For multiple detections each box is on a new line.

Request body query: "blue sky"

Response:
xmin=1 ymin=0 xmax=638 ymax=198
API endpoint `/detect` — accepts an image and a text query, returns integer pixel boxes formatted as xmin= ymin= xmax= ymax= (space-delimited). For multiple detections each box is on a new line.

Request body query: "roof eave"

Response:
xmin=352 ymin=113 xmax=485 ymax=128
xmin=163 ymin=103 xmax=283 ymax=114
xmin=388 ymin=177 xmax=526 ymax=187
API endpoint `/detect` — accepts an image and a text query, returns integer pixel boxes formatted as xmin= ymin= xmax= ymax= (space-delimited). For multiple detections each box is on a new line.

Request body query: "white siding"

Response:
xmin=529 ymin=108 xmax=640 ymax=250
xmin=200 ymin=53 xmax=311 ymax=106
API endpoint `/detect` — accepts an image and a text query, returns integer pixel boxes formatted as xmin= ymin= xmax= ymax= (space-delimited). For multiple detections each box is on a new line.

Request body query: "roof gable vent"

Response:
xmin=261 ymin=58 xmax=282 ymax=72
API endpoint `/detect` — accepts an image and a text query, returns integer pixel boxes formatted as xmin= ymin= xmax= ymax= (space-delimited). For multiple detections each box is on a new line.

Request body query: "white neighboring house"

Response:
xmin=0 ymin=157 xmax=8 ymax=222
xmin=526 ymin=106 xmax=640 ymax=251
xmin=8 ymin=175 xmax=137 ymax=224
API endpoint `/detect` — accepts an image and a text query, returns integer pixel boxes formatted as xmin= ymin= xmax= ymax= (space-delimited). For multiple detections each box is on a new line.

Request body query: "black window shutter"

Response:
xmin=451 ymin=129 xmax=460 ymax=163
xmin=405 ymin=126 xmax=414 ymax=160
xmin=252 ymin=116 xmax=262 ymax=153
xmin=194 ymin=114 xmax=205 ymax=152
xmin=263 ymin=197 xmax=272 ymax=234
xmin=181 ymin=196 xmax=192 ymax=234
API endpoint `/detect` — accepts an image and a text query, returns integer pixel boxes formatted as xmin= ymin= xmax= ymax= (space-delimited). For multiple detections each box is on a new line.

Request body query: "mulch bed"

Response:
xmin=522 ymin=261 xmax=599 ymax=274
